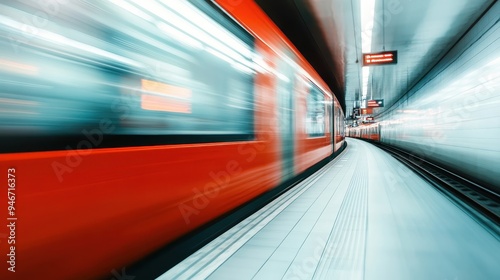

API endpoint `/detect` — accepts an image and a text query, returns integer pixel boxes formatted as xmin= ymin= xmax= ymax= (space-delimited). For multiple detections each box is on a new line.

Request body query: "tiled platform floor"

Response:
xmin=160 ymin=138 xmax=500 ymax=280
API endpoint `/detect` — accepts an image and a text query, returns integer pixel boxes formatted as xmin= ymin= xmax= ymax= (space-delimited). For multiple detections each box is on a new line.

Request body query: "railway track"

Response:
xmin=368 ymin=140 xmax=500 ymax=238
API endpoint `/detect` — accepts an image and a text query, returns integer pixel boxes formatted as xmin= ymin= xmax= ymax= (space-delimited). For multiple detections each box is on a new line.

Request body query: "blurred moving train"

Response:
xmin=347 ymin=123 xmax=379 ymax=141
xmin=0 ymin=0 xmax=345 ymax=278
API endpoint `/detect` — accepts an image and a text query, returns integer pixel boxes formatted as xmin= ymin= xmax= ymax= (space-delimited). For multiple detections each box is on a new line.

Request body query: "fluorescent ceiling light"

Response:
xmin=360 ymin=0 xmax=376 ymax=100
xmin=360 ymin=0 xmax=376 ymax=53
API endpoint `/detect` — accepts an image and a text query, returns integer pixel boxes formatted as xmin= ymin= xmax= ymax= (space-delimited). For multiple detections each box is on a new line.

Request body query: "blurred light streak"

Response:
xmin=252 ymin=56 xmax=272 ymax=73
xmin=135 ymin=0 xmax=207 ymax=44
xmin=206 ymin=47 xmax=235 ymax=65
xmin=0 ymin=97 xmax=39 ymax=115
xmin=276 ymin=73 xmax=290 ymax=83
xmin=160 ymin=0 xmax=252 ymax=59
xmin=0 ymin=14 xmax=141 ymax=68
xmin=108 ymin=0 xmax=153 ymax=21
xmin=156 ymin=22 xmax=203 ymax=50
xmin=141 ymin=79 xmax=191 ymax=98
xmin=0 ymin=59 xmax=38 ymax=75
xmin=232 ymin=62 xmax=255 ymax=74
xmin=140 ymin=79 xmax=192 ymax=113
xmin=141 ymin=94 xmax=191 ymax=113
xmin=0 ymin=98 xmax=38 ymax=107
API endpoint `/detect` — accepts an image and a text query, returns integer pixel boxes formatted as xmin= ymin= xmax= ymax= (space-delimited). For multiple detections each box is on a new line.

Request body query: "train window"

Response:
xmin=326 ymin=101 xmax=332 ymax=134
xmin=306 ymin=85 xmax=326 ymax=137
xmin=110 ymin=0 xmax=256 ymax=139
xmin=0 ymin=0 xmax=257 ymax=151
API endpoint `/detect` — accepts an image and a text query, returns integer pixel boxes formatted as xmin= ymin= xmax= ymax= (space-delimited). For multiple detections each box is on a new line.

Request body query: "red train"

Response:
xmin=347 ymin=123 xmax=380 ymax=141
xmin=0 ymin=0 xmax=344 ymax=278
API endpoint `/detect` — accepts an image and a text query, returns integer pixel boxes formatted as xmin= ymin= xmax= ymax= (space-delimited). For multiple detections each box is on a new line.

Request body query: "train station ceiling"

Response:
xmin=255 ymin=0 xmax=495 ymax=117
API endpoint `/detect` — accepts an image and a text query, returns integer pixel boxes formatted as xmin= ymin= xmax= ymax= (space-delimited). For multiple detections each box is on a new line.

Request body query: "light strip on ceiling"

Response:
xmin=360 ymin=0 xmax=376 ymax=102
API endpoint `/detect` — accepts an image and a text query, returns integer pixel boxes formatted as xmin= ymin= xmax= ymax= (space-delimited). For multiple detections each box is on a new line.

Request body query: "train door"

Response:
xmin=377 ymin=123 xmax=381 ymax=140
xmin=277 ymin=53 xmax=295 ymax=181
xmin=333 ymin=103 xmax=340 ymax=148
xmin=329 ymin=102 xmax=334 ymax=146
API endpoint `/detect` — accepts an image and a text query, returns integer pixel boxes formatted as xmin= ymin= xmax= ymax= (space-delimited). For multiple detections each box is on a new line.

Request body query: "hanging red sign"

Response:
xmin=363 ymin=51 xmax=397 ymax=66
xmin=367 ymin=99 xmax=384 ymax=108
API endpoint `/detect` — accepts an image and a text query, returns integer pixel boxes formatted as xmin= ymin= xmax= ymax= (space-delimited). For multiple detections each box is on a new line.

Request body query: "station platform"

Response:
xmin=159 ymin=138 xmax=500 ymax=280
